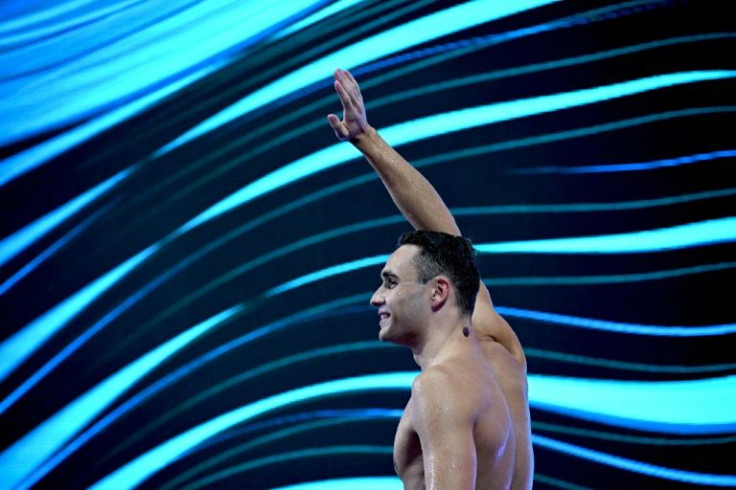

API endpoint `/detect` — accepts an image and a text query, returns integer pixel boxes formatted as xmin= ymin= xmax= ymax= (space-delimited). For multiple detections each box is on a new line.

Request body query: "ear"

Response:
xmin=430 ymin=276 xmax=451 ymax=311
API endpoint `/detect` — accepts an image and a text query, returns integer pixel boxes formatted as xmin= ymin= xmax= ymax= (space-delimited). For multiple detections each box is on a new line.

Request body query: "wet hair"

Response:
xmin=398 ymin=230 xmax=480 ymax=316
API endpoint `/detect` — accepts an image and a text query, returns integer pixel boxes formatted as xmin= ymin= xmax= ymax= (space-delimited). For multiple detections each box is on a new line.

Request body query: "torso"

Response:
xmin=393 ymin=313 xmax=532 ymax=489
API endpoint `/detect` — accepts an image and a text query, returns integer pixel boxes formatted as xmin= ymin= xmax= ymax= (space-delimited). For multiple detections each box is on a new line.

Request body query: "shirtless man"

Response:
xmin=327 ymin=68 xmax=533 ymax=489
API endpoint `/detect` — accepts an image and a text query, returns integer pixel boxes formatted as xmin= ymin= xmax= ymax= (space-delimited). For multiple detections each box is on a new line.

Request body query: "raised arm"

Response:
xmin=327 ymin=68 xmax=526 ymax=363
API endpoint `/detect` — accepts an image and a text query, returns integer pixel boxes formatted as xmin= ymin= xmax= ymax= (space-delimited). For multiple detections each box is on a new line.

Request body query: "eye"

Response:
xmin=384 ymin=279 xmax=397 ymax=289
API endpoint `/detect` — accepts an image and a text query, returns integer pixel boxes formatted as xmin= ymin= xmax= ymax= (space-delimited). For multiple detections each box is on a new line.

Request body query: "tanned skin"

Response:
xmin=328 ymin=68 xmax=533 ymax=489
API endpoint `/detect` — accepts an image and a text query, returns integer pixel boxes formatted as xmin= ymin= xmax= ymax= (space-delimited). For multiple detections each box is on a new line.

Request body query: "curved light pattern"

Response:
xmin=182 ymin=446 xmax=393 ymax=490
xmin=0 ymin=306 xmax=238 ymax=490
xmin=158 ymin=0 xmax=561 ymax=155
xmin=0 ymin=62 xmax=222 ymax=188
xmin=0 ymin=244 xmax=159 ymax=388
xmin=275 ymin=0 xmax=368 ymax=39
xmin=518 ymin=149 xmax=736 ymax=174
xmin=0 ymin=0 xmax=328 ymax=146
xmin=484 ymin=261 xmax=736 ymax=287
xmin=532 ymin=434 xmax=736 ymax=487
xmin=271 ymin=476 xmax=403 ymax=490
xmin=89 ymin=372 xmax=736 ymax=489
xmin=0 ymin=167 xmax=132 ymax=267
xmin=179 ymin=70 xmax=736 ymax=232
xmin=89 ymin=372 xmax=416 ymax=490
xmin=0 ymin=204 xmax=112 ymax=296
xmin=496 ymin=306 xmax=736 ymax=336
xmin=476 ymin=217 xmax=736 ymax=254
xmin=160 ymin=409 xmax=403 ymax=490
xmin=530 ymin=375 xmax=736 ymax=434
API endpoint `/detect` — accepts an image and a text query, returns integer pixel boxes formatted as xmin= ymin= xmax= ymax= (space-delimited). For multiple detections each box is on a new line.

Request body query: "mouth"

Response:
xmin=378 ymin=311 xmax=390 ymax=324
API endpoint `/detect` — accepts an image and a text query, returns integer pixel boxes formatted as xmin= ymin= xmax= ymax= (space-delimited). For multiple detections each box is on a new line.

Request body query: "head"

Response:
xmin=370 ymin=230 xmax=480 ymax=343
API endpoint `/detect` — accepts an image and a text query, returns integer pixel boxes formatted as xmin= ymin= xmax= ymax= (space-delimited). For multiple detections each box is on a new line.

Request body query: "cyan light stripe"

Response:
xmin=530 ymin=374 xmax=736 ymax=434
xmin=10 ymin=306 xmax=241 ymax=488
xmin=0 ymin=244 xmax=159 ymax=401
xmin=519 ymin=149 xmax=736 ymax=174
xmin=89 ymin=372 xmax=416 ymax=490
xmin=476 ymin=217 xmax=736 ymax=254
xmin=1 ymin=307 xmax=238 ymax=490
xmin=90 ymin=372 xmax=736 ymax=489
xmin=275 ymin=0 xmax=368 ymax=39
xmin=266 ymin=255 xmax=389 ymax=296
xmin=0 ymin=168 xmax=131 ymax=267
xmin=179 ymin=71 xmax=736 ymax=232
xmin=0 ymin=1 xmax=326 ymax=146
xmin=0 ymin=63 xmax=220 ymax=188
xmin=271 ymin=477 xmax=403 ymax=490
xmin=533 ymin=434 xmax=736 ymax=486
xmin=496 ymin=306 xmax=735 ymax=336
xmin=159 ymin=0 xmax=561 ymax=156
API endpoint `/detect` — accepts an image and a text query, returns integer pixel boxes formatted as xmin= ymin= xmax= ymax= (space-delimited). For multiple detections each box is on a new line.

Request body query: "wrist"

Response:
xmin=350 ymin=124 xmax=378 ymax=147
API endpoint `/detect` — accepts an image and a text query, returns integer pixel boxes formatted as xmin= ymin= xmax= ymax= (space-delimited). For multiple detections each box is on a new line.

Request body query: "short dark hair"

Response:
xmin=398 ymin=230 xmax=480 ymax=316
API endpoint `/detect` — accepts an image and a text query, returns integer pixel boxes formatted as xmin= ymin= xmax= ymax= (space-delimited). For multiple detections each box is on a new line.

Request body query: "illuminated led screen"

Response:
xmin=1 ymin=1 xmax=734 ymax=489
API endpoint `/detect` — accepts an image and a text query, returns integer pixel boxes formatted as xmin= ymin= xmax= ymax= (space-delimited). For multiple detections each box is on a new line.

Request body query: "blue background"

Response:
xmin=1 ymin=1 xmax=734 ymax=488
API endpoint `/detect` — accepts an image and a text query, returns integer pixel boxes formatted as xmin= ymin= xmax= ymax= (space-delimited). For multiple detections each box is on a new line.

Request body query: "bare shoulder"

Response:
xmin=411 ymin=364 xmax=482 ymax=427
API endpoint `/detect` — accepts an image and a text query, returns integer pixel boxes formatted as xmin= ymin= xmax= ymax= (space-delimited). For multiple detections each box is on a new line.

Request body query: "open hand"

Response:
xmin=327 ymin=68 xmax=371 ymax=141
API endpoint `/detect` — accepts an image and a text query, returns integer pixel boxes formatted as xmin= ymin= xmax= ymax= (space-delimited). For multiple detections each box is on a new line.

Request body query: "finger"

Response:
xmin=334 ymin=80 xmax=355 ymax=113
xmin=344 ymin=70 xmax=362 ymax=98
xmin=326 ymin=114 xmax=348 ymax=139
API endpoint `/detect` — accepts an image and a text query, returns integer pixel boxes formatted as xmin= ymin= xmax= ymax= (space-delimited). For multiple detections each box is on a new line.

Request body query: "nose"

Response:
xmin=370 ymin=287 xmax=384 ymax=308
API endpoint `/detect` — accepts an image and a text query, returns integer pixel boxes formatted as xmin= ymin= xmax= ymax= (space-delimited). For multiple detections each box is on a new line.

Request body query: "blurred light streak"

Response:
xmin=158 ymin=0 xmax=561 ymax=156
xmin=484 ymin=261 xmax=736 ymax=287
xmin=477 ymin=217 xmax=736 ymax=254
xmin=275 ymin=0 xmax=368 ymax=39
xmin=3 ymin=307 xmax=238 ymax=490
xmin=89 ymin=372 xmax=417 ymax=490
xmin=91 ymin=372 xmax=736 ymax=488
xmin=181 ymin=446 xmax=393 ymax=490
xmin=517 ymin=149 xmax=736 ymax=174
xmin=497 ymin=306 xmax=736 ymax=336
xmin=0 ymin=0 xmax=327 ymax=145
xmin=0 ymin=63 xmax=220 ymax=188
xmin=0 ymin=168 xmax=131 ymax=267
xmin=532 ymin=434 xmax=736 ymax=486
xmin=0 ymin=244 xmax=159 ymax=405
xmin=24 ymin=307 xmax=378 ymax=480
xmin=272 ymin=477 xmax=403 ymax=490
xmin=179 ymin=71 xmax=736 ymax=233
xmin=525 ymin=347 xmax=736 ymax=374
xmin=162 ymin=410 xmax=402 ymax=490
xmin=0 ymin=202 xmax=113 ymax=296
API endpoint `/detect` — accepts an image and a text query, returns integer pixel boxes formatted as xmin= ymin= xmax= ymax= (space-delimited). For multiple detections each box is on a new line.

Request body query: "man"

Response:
xmin=327 ymin=68 xmax=533 ymax=489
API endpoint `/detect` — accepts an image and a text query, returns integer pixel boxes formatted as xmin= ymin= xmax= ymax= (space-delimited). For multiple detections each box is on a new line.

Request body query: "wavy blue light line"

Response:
xmin=2 ymin=307 xmax=238 ymax=490
xmin=0 ymin=168 xmax=131 ymax=267
xmin=179 ymin=71 xmax=736 ymax=232
xmin=89 ymin=372 xmax=736 ymax=489
xmin=89 ymin=372 xmax=416 ymax=490
xmin=0 ymin=244 xmax=159 ymax=401
xmin=476 ymin=217 xmax=736 ymax=254
xmin=0 ymin=1 xmax=326 ymax=146
xmin=0 ymin=63 xmax=220 ymax=188
xmin=0 ymin=203 xmax=112 ymax=296
xmin=274 ymin=0 xmax=367 ymax=39
xmin=517 ymin=149 xmax=736 ymax=174
xmin=533 ymin=434 xmax=736 ymax=486
xmin=271 ymin=477 xmax=403 ymax=490
xmin=158 ymin=0 xmax=561 ymax=157
xmin=496 ymin=306 xmax=736 ymax=336
xmin=17 ymin=299 xmax=370 ymax=484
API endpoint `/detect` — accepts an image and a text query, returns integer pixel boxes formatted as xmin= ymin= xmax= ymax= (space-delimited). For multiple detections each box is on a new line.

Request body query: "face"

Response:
xmin=370 ymin=245 xmax=431 ymax=344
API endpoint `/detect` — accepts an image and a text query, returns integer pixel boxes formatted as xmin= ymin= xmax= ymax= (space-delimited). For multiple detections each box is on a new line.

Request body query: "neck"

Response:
xmin=411 ymin=315 xmax=474 ymax=370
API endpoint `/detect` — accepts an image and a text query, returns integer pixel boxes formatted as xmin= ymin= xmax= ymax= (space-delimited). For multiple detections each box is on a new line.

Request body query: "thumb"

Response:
xmin=327 ymin=114 xmax=348 ymax=139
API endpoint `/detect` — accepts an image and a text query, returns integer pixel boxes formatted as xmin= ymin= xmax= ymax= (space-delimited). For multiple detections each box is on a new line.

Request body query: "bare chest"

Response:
xmin=393 ymin=399 xmax=425 ymax=488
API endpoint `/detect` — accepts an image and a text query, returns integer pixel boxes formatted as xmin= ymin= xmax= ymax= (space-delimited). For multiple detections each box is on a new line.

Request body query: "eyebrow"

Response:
xmin=381 ymin=270 xmax=398 ymax=280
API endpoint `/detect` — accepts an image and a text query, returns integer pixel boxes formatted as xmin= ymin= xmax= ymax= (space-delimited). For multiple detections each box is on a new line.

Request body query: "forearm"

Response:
xmin=352 ymin=127 xmax=461 ymax=235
